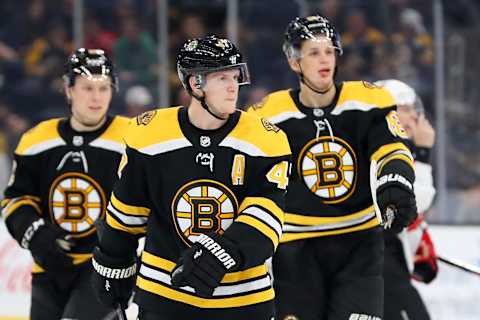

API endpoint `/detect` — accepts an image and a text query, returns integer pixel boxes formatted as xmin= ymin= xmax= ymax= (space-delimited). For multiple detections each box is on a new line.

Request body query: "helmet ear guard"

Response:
xmin=193 ymin=74 xmax=204 ymax=89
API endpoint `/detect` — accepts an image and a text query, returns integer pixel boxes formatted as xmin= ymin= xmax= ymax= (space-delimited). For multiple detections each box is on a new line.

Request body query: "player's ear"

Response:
xmin=287 ymin=58 xmax=301 ymax=73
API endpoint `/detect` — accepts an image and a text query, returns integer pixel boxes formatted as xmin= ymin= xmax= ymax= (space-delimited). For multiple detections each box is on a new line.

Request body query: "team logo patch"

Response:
xmin=49 ymin=173 xmax=106 ymax=237
xmin=298 ymin=136 xmax=357 ymax=203
xmin=385 ymin=110 xmax=408 ymax=139
xmin=261 ymin=118 xmax=280 ymax=133
xmin=171 ymin=179 xmax=238 ymax=246
xmin=362 ymin=80 xmax=379 ymax=89
xmin=136 ymin=110 xmax=157 ymax=126
xmin=185 ymin=40 xmax=198 ymax=51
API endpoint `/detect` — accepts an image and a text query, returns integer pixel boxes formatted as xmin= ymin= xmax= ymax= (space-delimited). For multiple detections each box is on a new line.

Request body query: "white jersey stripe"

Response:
xmin=219 ymin=137 xmax=266 ymax=157
xmin=242 ymin=206 xmax=282 ymax=237
xmin=108 ymin=203 xmax=147 ymax=226
xmin=139 ymin=138 xmax=193 ymax=155
xmin=139 ymin=264 xmax=271 ymax=297
xmin=284 ymin=210 xmax=376 ymax=232
xmin=23 ymin=138 xmax=66 ymax=155
xmin=89 ymin=138 xmax=125 ymax=154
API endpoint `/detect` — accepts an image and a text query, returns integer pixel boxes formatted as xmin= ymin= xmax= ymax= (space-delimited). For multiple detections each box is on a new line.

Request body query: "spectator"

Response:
xmin=124 ymin=85 xmax=153 ymax=117
xmin=0 ymin=129 xmax=8 ymax=196
xmin=341 ymin=8 xmax=386 ymax=74
xmin=20 ymin=20 xmax=72 ymax=117
xmin=84 ymin=15 xmax=117 ymax=55
xmin=3 ymin=0 xmax=49 ymax=52
xmin=113 ymin=17 xmax=158 ymax=92
xmin=391 ymin=8 xmax=434 ymax=96
xmin=173 ymin=86 xmax=191 ymax=107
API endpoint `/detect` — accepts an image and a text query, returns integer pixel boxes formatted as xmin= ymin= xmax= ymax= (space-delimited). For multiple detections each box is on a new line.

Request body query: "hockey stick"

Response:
xmin=369 ymin=159 xmax=397 ymax=229
xmin=101 ymin=302 xmax=127 ymax=320
xmin=438 ymin=255 xmax=480 ymax=277
xmin=116 ymin=302 xmax=127 ymax=320
xmin=369 ymin=159 xmax=383 ymax=225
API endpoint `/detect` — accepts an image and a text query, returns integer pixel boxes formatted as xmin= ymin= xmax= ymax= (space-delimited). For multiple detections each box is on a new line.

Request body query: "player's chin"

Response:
xmin=222 ymin=102 xmax=237 ymax=114
xmin=311 ymin=76 xmax=332 ymax=89
xmin=82 ymin=115 xmax=107 ymax=127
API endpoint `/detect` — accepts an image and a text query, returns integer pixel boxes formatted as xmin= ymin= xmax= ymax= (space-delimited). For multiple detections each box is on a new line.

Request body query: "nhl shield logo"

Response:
xmin=200 ymin=136 xmax=211 ymax=147
xmin=72 ymin=136 xmax=84 ymax=146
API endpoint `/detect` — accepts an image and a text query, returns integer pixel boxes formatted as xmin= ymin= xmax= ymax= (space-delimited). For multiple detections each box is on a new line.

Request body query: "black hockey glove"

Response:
xmin=91 ymin=247 xmax=137 ymax=309
xmin=21 ymin=218 xmax=74 ymax=271
xmin=171 ymin=233 xmax=243 ymax=298
xmin=376 ymin=174 xmax=418 ymax=234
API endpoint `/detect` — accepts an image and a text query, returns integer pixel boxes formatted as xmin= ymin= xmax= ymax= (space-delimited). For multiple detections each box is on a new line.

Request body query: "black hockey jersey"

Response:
xmin=248 ymin=81 xmax=414 ymax=242
xmin=1 ymin=116 xmax=129 ymax=272
xmin=106 ymin=106 xmax=291 ymax=311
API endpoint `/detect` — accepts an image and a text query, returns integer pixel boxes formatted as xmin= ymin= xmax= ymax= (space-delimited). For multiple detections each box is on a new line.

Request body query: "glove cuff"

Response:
xmin=92 ymin=247 xmax=137 ymax=279
xmin=20 ymin=218 xmax=46 ymax=249
xmin=377 ymin=173 xmax=413 ymax=193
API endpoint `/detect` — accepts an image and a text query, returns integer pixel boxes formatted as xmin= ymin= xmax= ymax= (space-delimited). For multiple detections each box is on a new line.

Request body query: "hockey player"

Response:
xmin=1 ymin=48 xmax=129 ymax=319
xmin=248 ymin=15 xmax=418 ymax=320
xmin=376 ymin=79 xmax=437 ymax=320
xmin=90 ymin=35 xmax=291 ymax=320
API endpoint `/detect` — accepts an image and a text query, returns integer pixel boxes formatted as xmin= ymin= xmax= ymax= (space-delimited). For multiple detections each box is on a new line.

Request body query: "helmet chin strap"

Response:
xmin=191 ymin=91 xmax=229 ymax=121
xmin=298 ymin=63 xmax=334 ymax=95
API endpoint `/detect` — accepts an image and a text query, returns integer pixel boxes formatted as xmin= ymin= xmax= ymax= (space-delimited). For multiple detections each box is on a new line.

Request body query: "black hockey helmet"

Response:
xmin=64 ymin=48 xmax=118 ymax=91
xmin=177 ymin=35 xmax=250 ymax=93
xmin=283 ymin=15 xmax=343 ymax=58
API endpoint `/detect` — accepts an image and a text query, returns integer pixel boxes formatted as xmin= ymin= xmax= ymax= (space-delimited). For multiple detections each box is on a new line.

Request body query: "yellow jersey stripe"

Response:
xmin=15 ymin=119 xmax=63 ymax=155
xmin=141 ymin=251 xmax=268 ymax=283
xmin=125 ymin=107 xmax=186 ymax=151
xmin=336 ymin=81 xmax=395 ymax=109
xmin=281 ymin=217 xmax=379 ymax=242
xmin=239 ymin=197 xmax=284 ymax=224
xmin=371 ymin=142 xmax=411 ymax=162
xmin=95 ymin=116 xmax=130 ymax=144
xmin=236 ymin=215 xmax=279 ymax=249
xmin=223 ymin=112 xmax=291 ymax=158
xmin=284 ymin=205 xmax=374 ymax=225
xmin=378 ymin=154 xmax=414 ymax=174
xmin=2 ymin=199 xmax=41 ymax=220
xmin=142 ymin=251 xmax=175 ymax=271
xmin=110 ymin=193 xmax=150 ymax=216
xmin=106 ymin=213 xmax=147 ymax=235
xmin=137 ymin=276 xmax=274 ymax=308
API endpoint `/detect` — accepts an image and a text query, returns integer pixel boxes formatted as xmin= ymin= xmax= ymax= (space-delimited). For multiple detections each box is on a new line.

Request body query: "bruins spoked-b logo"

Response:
xmin=172 ymin=179 xmax=239 ymax=246
xmin=49 ymin=173 xmax=106 ymax=237
xmin=298 ymin=136 xmax=357 ymax=204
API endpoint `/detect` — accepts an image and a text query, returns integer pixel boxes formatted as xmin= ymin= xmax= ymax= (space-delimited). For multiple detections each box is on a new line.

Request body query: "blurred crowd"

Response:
xmin=0 ymin=0 xmax=479 ymax=222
